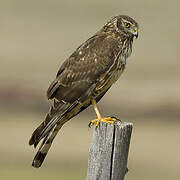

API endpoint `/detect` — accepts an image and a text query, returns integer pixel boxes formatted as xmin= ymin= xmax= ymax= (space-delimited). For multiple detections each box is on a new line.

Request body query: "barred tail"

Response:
xmin=29 ymin=112 xmax=56 ymax=148
xmin=29 ymin=100 xmax=80 ymax=168
xmin=32 ymin=123 xmax=62 ymax=168
xmin=29 ymin=100 xmax=79 ymax=148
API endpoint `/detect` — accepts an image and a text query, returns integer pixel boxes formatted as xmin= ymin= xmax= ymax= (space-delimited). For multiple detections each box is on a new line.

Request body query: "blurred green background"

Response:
xmin=1 ymin=0 xmax=180 ymax=179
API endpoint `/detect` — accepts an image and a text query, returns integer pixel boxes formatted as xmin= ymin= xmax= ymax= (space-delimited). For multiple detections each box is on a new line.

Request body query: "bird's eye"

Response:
xmin=125 ymin=22 xmax=131 ymax=28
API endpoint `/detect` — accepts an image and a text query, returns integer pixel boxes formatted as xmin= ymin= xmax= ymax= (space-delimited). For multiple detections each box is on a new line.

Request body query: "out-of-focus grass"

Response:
xmin=0 ymin=167 xmax=87 ymax=180
xmin=1 ymin=112 xmax=180 ymax=179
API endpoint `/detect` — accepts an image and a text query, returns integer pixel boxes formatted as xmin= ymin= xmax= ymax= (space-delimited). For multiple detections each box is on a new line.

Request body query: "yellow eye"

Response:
xmin=125 ymin=22 xmax=131 ymax=28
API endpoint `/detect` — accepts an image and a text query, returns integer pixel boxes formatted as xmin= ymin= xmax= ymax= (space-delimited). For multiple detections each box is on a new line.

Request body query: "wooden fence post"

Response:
xmin=86 ymin=121 xmax=133 ymax=180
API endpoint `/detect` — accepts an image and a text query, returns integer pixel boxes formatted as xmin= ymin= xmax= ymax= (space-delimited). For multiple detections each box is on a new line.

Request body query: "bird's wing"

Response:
xmin=47 ymin=34 xmax=121 ymax=102
xmin=29 ymin=33 xmax=122 ymax=147
xmin=29 ymin=33 xmax=122 ymax=168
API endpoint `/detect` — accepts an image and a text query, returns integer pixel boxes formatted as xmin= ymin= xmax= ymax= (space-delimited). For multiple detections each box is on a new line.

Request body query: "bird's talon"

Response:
xmin=102 ymin=117 xmax=116 ymax=124
xmin=111 ymin=116 xmax=122 ymax=122
xmin=88 ymin=119 xmax=96 ymax=128
xmin=89 ymin=117 xmax=118 ymax=127
xmin=95 ymin=119 xmax=101 ymax=127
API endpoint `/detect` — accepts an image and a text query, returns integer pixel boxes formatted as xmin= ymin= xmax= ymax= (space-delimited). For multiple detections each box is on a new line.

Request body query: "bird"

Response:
xmin=29 ymin=15 xmax=139 ymax=168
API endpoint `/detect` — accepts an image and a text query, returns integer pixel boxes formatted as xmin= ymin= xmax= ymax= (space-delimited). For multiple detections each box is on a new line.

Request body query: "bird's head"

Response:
xmin=104 ymin=15 xmax=139 ymax=39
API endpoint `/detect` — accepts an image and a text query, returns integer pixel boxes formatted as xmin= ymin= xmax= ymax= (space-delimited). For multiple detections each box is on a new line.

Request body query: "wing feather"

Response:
xmin=30 ymin=33 xmax=122 ymax=148
xmin=47 ymin=33 xmax=121 ymax=103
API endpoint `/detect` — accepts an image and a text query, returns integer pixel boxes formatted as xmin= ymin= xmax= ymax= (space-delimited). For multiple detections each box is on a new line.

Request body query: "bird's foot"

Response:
xmin=89 ymin=116 xmax=119 ymax=128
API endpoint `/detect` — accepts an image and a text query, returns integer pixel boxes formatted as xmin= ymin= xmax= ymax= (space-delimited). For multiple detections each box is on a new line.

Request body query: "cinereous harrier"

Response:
xmin=29 ymin=15 xmax=139 ymax=168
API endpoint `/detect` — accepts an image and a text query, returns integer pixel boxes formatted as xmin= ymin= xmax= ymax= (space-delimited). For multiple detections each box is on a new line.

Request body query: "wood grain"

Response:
xmin=86 ymin=121 xmax=133 ymax=180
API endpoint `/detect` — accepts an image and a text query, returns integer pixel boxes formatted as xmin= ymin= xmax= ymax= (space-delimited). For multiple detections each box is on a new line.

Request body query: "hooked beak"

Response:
xmin=134 ymin=27 xmax=138 ymax=38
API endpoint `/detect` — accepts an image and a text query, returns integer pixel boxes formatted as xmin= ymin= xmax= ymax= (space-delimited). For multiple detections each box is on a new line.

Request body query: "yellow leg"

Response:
xmin=89 ymin=99 xmax=117 ymax=127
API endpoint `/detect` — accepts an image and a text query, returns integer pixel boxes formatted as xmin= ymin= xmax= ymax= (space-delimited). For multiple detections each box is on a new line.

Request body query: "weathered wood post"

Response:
xmin=86 ymin=121 xmax=133 ymax=180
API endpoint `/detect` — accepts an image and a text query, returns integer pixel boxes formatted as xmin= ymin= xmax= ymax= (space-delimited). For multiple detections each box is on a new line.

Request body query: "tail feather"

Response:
xmin=29 ymin=100 xmax=80 ymax=167
xmin=32 ymin=125 xmax=59 ymax=168
xmin=29 ymin=113 xmax=52 ymax=148
xmin=29 ymin=100 xmax=73 ymax=147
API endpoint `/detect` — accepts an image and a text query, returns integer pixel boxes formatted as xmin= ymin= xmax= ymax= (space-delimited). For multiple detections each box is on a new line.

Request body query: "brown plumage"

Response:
xmin=29 ymin=15 xmax=139 ymax=168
